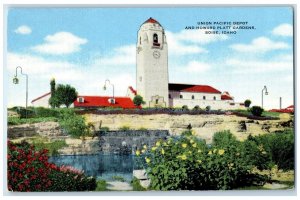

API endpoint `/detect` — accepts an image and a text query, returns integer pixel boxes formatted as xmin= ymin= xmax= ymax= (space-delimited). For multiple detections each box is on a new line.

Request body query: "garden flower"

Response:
xmin=143 ymin=145 xmax=147 ymax=150
xmin=213 ymin=149 xmax=217 ymax=153
xmin=145 ymin=157 xmax=151 ymax=163
xmin=161 ymin=148 xmax=165 ymax=155
xmin=141 ymin=149 xmax=146 ymax=154
xmin=190 ymin=139 xmax=194 ymax=144
xmin=236 ymin=152 xmax=240 ymax=156
xmin=197 ymin=150 xmax=202 ymax=153
xmin=197 ymin=160 xmax=202 ymax=164
xmin=156 ymin=141 xmax=161 ymax=146
xmin=151 ymin=147 xmax=157 ymax=151
xmin=208 ymin=151 xmax=212 ymax=155
xmin=192 ymin=143 xmax=197 ymax=148
xmin=135 ymin=150 xmax=141 ymax=156
xmin=180 ymin=155 xmax=187 ymax=160
xmin=182 ymin=143 xmax=187 ymax=148
xmin=191 ymin=130 xmax=196 ymax=135
xmin=188 ymin=151 xmax=192 ymax=154
xmin=261 ymin=151 xmax=267 ymax=155
xmin=218 ymin=149 xmax=225 ymax=155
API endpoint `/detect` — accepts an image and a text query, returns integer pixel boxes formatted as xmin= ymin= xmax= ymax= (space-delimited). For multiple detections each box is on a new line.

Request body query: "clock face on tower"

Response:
xmin=153 ymin=50 xmax=160 ymax=59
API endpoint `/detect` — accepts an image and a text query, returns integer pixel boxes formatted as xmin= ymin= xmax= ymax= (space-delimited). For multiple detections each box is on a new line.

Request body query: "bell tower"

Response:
xmin=136 ymin=17 xmax=169 ymax=107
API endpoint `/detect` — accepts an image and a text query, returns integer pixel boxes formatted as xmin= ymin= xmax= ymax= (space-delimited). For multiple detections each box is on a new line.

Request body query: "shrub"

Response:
xmin=244 ymin=99 xmax=252 ymax=108
xmin=34 ymin=107 xmax=60 ymax=118
xmin=193 ymin=105 xmax=201 ymax=110
xmin=58 ymin=109 xmax=90 ymax=138
xmin=7 ymin=141 xmax=96 ymax=191
xmin=95 ymin=180 xmax=108 ymax=191
xmin=245 ymin=129 xmax=294 ymax=170
xmin=100 ymin=126 xmax=110 ymax=132
xmin=182 ymin=105 xmax=189 ymax=110
xmin=119 ymin=125 xmax=131 ymax=131
xmin=138 ymin=132 xmax=267 ymax=190
xmin=205 ymin=106 xmax=211 ymax=112
xmin=133 ymin=95 xmax=145 ymax=106
xmin=250 ymin=106 xmax=264 ymax=116
xmin=131 ymin=177 xmax=146 ymax=191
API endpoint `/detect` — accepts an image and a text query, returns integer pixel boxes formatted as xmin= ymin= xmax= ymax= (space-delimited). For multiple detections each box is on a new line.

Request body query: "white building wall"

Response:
xmin=171 ymin=98 xmax=244 ymax=110
xmin=169 ymin=91 xmax=244 ymax=110
xmin=31 ymin=94 xmax=51 ymax=108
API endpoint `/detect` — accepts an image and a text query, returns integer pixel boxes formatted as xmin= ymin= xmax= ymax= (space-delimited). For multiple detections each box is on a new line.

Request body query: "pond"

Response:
xmin=49 ymin=154 xmax=144 ymax=182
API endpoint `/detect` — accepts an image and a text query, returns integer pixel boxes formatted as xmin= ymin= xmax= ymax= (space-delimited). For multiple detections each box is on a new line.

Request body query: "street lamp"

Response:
xmin=13 ymin=66 xmax=29 ymax=118
xmin=103 ymin=79 xmax=115 ymax=104
xmin=261 ymin=85 xmax=268 ymax=109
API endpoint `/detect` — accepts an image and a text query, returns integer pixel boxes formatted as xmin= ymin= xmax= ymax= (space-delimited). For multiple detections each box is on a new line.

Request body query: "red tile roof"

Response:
xmin=221 ymin=95 xmax=233 ymax=100
xmin=73 ymin=96 xmax=139 ymax=109
xmin=31 ymin=92 xmax=51 ymax=103
xmin=129 ymin=86 xmax=137 ymax=95
xmin=144 ymin=17 xmax=160 ymax=24
xmin=169 ymin=83 xmax=221 ymax=94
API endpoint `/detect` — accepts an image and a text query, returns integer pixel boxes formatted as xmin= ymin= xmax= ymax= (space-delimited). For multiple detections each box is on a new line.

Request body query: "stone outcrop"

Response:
xmin=84 ymin=113 xmax=293 ymax=143
xmin=8 ymin=121 xmax=65 ymax=139
xmin=58 ymin=137 xmax=100 ymax=155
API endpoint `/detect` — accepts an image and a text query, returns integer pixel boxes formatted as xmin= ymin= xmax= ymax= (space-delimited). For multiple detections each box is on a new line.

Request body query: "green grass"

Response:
xmin=95 ymin=180 xmax=108 ymax=191
xmin=232 ymin=109 xmax=280 ymax=118
xmin=131 ymin=177 xmax=146 ymax=191
xmin=111 ymin=175 xmax=126 ymax=182
xmin=8 ymin=116 xmax=58 ymax=125
xmin=31 ymin=138 xmax=68 ymax=156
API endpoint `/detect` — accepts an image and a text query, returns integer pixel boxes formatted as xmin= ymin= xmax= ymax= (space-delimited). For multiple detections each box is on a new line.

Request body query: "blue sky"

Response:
xmin=6 ymin=7 xmax=294 ymax=109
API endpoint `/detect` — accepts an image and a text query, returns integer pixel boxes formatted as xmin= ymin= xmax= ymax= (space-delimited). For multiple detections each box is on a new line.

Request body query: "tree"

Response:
xmin=244 ymin=99 xmax=252 ymax=108
xmin=55 ymin=84 xmax=78 ymax=108
xmin=250 ymin=106 xmax=264 ymax=117
xmin=49 ymin=78 xmax=59 ymax=108
xmin=133 ymin=95 xmax=145 ymax=106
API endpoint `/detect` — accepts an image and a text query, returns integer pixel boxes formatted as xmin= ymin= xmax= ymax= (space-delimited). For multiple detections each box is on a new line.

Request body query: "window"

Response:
xmin=203 ymin=96 xmax=206 ymax=100
xmin=139 ymin=76 xmax=142 ymax=82
xmin=155 ymin=99 xmax=159 ymax=104
xmin=153 ymin=33 xmax=158 ymax=43
xmin=192 ymin=95 xmax=194 ymax=100
xmin=213 ymin=96 xmax=216 ymax=100
xmin=169 ymin=94 xmax=171 ymax=99
xmin=139 ymin=36 xmax=141 ymax=45
xmin=180 ymin=95 xmax=183 ymax=99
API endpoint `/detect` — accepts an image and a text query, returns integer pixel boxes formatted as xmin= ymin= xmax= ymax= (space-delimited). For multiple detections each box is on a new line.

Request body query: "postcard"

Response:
xmin=5 ymin=6 xmax=294 ymax=193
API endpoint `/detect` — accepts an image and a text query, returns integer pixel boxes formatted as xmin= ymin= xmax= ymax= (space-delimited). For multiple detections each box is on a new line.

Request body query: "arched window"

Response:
xmin=203 ymin=96 xmax=206 ymax=100
xmin=139 ymin=36 xmax=141 ymax=45
xmin=213 ymin=96 xmax=216 ymax=100
xmin=192 ymin=95 xmax=195 ymax=100
xmin=180 ymin=95 xmax=183 ymax=99
xmin=155 ymin=99 xmax=159 ymax=104
xmin=169 ymin=94 xmax=171 ymax=99
xmin=153 ymin=33 xmax=158 ymax=43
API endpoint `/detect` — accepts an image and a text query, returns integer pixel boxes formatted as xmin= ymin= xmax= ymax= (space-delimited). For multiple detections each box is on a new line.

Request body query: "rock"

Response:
xmin=106 ymin=181 xmax=133 ymax=191
xmin=133 ymin=169 xmax=148 ymax=180
xmin=238 ymin=121 xmax=247 ymax=132
xmin=140 ymin=180 xmax=151 ymax=189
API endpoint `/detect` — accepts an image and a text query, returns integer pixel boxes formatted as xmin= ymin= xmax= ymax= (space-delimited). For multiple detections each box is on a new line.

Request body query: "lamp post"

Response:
xmin=13 ymin=66 xmax=28 ymax=118
xmin=103 ymin=79 xmax=115 ymax=104
xmin=261 ymin=85 xmax=268 ymax=109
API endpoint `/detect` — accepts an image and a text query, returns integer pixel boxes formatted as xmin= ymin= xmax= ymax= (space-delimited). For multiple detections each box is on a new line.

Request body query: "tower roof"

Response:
xmin=143 ymin=17 xmax=161 ymax=26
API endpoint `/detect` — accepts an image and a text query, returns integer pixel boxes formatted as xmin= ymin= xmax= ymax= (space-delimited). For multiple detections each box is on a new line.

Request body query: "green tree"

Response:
xmin=133 ymin=95 xmax=145 ymax=106
xmin=55 ymin=84 xmax=78 ymax=108
xmin=250 ymin=106 xmax=264 ymax=116
xmin=49 ymin=78 xmax=59 ymax=108
xmin=244 ymin=99 xmax=252 ymax=108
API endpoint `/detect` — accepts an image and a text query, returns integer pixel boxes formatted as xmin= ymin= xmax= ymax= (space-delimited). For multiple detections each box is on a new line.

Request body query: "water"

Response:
xmin=49 ymin=154 xmax=143 ymax=181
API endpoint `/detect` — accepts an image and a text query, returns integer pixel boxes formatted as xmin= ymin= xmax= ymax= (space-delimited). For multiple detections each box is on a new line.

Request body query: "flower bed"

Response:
xmin=7 ymin=141 xmax=96 ymax=192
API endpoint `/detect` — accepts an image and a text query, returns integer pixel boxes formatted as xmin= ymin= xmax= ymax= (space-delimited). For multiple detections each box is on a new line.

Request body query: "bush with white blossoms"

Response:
xmin=136 ymin=130 xmax=268 ymax=190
